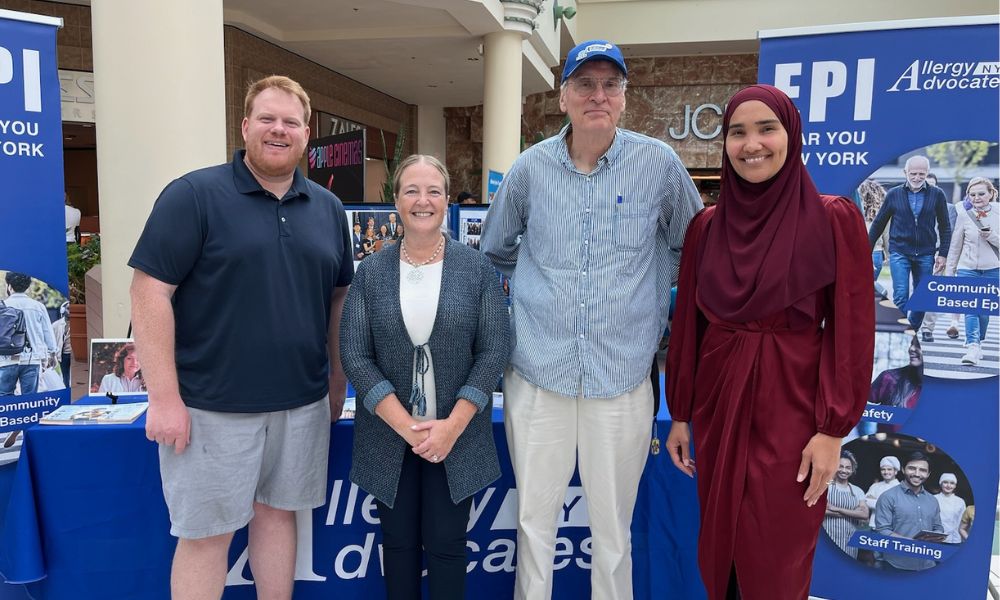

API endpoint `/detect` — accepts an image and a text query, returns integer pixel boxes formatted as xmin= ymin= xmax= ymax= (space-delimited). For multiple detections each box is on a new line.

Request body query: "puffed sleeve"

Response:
xmin=665 ymin=207 xmax=714 ymax=422
xmin=815 ymin=196 xmax=875 ymax=436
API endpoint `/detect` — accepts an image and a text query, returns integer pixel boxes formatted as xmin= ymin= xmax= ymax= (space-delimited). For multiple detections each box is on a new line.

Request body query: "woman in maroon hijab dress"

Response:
xmin=665 ymin=85 xmax=874 ymax=600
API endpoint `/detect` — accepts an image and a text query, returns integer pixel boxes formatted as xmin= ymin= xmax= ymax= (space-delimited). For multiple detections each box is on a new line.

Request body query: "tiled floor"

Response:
xmin=68 ymin=356 xmax=90 ymax=401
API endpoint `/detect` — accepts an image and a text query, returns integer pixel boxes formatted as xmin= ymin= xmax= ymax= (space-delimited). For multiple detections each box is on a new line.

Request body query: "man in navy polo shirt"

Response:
xmin=129 ymin=75 xmax=353 ymax=600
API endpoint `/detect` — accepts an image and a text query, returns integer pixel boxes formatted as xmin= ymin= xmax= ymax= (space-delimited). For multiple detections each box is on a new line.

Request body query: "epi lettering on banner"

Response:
xmin=774 ymin=60 xmax=876 ymax=168
xmin=774 ymin=58 xmax=875 ymax=122
xmin=0 ymin=46 xmax=46 ymax=157
xmin=0 ymin=45 xmax=42 ymax=112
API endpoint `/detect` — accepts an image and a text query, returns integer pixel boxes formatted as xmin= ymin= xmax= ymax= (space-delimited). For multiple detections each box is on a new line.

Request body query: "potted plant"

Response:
xmin=66 ymin=235 xmax=100 ymax=360
xmin=379 ymin=126 xmax=407 ymax=203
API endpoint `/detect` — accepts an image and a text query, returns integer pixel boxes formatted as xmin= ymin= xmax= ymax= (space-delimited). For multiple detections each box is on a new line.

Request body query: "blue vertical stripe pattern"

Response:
xmin=481 ymin=125 xmax=703 ymax=398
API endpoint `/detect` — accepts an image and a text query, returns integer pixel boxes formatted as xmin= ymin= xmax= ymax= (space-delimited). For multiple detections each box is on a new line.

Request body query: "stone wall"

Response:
xmin=223 ymin=27 xmax=415 ymax=160
xmin=446 ymin=54 xmax=759 ymax=196
xmin=0 ymin=0 xmax=93 ymax=70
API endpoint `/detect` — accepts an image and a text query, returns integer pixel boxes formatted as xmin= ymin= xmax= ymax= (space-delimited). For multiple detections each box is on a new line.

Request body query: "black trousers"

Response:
xmin=60 ymin=352 xmax=71 ymax=389
xmin=376 ymin=448 xmax=473 ymax=600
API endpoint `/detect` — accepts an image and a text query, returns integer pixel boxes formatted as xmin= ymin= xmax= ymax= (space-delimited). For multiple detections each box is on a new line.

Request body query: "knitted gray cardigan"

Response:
xmin=340 ymin=238 xmax=511 ymax=507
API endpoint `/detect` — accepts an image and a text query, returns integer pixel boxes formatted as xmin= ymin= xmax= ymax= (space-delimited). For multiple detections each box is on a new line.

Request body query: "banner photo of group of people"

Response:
xmin=0 ymin=13 xmax=69 ymax=465
xmin=759 ymin=16 xmax=998 ymax=599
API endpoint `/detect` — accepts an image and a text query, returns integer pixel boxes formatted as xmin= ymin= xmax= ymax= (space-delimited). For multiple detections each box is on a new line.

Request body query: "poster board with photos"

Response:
xmin=343 ymin=203 xmax=404 ymax=272
xmin=759 ymin=16 xmax=999 ymax=599
xmin=456 ymin=205 xmax=510 ymax=306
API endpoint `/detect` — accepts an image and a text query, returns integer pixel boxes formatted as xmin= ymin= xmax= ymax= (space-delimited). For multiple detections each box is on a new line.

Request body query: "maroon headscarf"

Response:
xmin=697 ymin=84 xmax=835 ymax=323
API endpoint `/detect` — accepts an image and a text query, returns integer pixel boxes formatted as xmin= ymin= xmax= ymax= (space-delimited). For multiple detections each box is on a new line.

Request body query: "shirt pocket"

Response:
xmin=612 ymin=202 xmax=651 ymax=251
xmin=611 ymin=202 xmax=653 ymax=276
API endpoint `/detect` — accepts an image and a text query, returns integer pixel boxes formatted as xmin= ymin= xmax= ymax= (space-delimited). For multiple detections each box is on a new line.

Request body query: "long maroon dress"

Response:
xmin=667 ymin=196 xmax=874 ymax=600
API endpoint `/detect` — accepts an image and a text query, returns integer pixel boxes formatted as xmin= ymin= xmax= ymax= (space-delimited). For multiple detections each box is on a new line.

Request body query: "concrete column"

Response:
xmin=91 ymin=0 xmax=226 ymax=336
xmin=481 ymin=29 xmax=523 ymax=201
xmin=416 ymin=105 xmax=446 ymax=164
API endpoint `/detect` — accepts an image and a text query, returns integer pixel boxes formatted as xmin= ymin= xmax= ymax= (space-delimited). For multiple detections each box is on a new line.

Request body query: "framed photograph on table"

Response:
xmin=88 ymin=338 xmax=146 ymax=396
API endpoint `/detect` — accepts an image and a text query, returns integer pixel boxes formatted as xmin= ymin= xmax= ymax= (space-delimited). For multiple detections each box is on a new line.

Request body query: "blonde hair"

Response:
xmin=858 ymin=179 xmax=887 ymax=222
xmin=966 ymin=177 xmax=998 ymax=202
xmin=392 ymin=154 xmax=450 ymax=199
xmin=244 ymin=75 xmax=311 ymax=122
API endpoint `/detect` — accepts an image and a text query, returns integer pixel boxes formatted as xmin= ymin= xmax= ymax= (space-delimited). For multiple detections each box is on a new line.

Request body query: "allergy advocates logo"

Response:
xmin=888 ymin=59 xmax=1000 ymax=92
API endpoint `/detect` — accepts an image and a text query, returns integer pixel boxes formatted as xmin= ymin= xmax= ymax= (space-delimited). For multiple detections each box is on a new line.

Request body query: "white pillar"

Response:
xmin=91 ymin=0 xmax=226 ymax=337
xmin=481 ymin=1 xmax=540 ymax=200
xmin=416 ymin=105 xmax=446 ymax=163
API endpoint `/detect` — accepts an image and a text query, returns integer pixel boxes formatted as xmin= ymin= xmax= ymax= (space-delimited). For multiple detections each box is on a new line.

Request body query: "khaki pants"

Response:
xmin=504 ymin=368 xmax=653 ymax=600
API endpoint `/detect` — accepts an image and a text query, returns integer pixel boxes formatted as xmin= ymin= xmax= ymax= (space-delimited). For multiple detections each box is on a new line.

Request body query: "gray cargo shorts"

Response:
xmin=158 ymin=397 xmax=330 ymax=539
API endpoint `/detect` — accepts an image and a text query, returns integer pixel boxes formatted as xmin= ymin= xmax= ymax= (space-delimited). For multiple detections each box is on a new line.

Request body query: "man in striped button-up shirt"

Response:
xmin=481 ymin=39 xmax=702 ymax=600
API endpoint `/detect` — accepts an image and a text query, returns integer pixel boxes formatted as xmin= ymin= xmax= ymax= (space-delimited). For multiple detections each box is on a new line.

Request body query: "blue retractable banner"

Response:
xmin=0 ymin=10 xmax=67 ymax=600
xmin=0 ymin=10 xmax=68 ymax=439
xmin=759 ymin=16 xmax=999 ymax=600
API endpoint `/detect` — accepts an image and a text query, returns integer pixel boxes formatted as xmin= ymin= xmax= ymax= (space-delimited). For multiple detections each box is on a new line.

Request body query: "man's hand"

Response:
xmin=797 ymin=432 xmax=841 ymax=507
xmin=329 ymin=393 xmax=345 ymax=422
xmin=665 ymin=421 xmax=696 ymax=477
xmin=327 ymin=285 xmax=349 ymax=421
xmin=934 ymin=255 xmax=946 ymax=271
xmin=145 ymin=392 xmax=191 ymax=454
xmin=328 ymin=370 xmax=347 ymax=421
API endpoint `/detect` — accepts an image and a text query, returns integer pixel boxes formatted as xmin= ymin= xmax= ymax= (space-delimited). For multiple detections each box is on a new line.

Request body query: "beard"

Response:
xmin=245 ymin=142 xmax=301 ymax=179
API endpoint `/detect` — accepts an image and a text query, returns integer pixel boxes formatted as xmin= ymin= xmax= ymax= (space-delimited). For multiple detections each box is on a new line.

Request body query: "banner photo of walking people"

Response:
xmin=0 ymin=10 xmax=69 ymax=466
xmin=759 ymin=16 xmax=999 ymax=599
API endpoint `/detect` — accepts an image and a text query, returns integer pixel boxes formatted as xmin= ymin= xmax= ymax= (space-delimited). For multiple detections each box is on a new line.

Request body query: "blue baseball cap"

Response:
xmin=561 ymin=40 xmax=627 ymax=83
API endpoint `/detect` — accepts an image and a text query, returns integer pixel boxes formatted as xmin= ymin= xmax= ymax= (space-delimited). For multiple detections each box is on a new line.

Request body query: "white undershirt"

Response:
xmin=399 ymin=260 xmax=443 ymax=421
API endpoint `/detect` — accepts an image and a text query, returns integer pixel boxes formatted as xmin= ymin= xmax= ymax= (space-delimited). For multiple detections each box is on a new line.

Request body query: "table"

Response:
xmin=0 ymin=397 xmax=705 ymax=599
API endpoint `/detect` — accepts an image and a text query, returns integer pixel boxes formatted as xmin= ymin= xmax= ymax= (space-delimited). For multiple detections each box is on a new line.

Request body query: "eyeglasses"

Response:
xmin=566 ymin=77 xmax=627 ymax=97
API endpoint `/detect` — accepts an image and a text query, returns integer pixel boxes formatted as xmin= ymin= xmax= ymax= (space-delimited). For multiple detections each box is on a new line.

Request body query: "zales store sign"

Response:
xmin=58 ymin=69 xmax=95 ymax=123
xmin=667 ymin=103 xmax=724 ymax=141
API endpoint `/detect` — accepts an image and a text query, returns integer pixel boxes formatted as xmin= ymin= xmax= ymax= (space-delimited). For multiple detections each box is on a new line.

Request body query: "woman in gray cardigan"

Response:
xmin=340 ymin=154 xmax=510 ymax=600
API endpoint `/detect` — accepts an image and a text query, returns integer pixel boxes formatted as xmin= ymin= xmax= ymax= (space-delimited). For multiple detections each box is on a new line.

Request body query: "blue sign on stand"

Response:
xmin=0 ymin=9 xmax=67 ymax=600
xmin=760 ymin=16 xmax=999 ymax=600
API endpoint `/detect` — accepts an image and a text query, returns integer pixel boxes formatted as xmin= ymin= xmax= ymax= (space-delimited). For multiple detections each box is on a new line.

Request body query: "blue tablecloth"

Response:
xmin=0 ymin=397 xmax=705 ymax=599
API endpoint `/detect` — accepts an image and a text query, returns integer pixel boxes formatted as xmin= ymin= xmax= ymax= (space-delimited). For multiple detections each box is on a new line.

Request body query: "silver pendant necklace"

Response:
xmin=401 ymin=235 xmax=444 ymax=284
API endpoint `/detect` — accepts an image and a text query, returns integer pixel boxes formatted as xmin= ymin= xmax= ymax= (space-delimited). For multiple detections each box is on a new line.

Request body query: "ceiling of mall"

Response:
xmin=222 ymin=0 xmax=555 ymax=107
xmin=56 ymin=0 xmax=564 ymax=107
